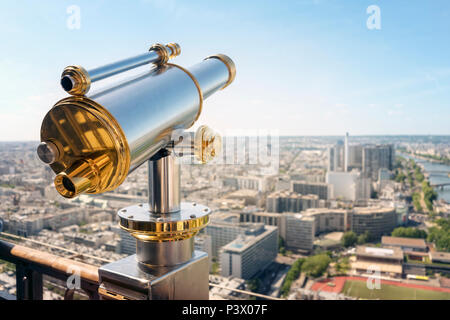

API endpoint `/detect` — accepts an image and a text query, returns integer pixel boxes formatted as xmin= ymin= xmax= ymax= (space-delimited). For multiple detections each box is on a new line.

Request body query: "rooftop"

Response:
xmin=291 ymin=181 xmax=329 ymax=186
xmin=222 ymin=225 xmax=277 ymax=253
xmin=356 ymin=245 xmax=404 ymax=260
xmin=353 ymin=206 xmax=395 ymax=215
xmin=267 ymin=190 xmax=319 ymax=199
xmin=430 ymin=251 xmax=450 ymax=263
xmin=382 ymin=236 xmax=427 ymax=248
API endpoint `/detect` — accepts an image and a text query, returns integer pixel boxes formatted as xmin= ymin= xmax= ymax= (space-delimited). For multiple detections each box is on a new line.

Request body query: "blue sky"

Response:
xmin=0 ymin=0 xmax=449 ymax=140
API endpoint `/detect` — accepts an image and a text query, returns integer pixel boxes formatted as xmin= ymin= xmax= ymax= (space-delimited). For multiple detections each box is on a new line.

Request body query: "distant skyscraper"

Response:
xmin=347 ymin=145 xmax=364 ymax=171
xmin=328 ymin=140 xmax=345 ymax=172
xmin=362 ymin=144 xmax=395 ymax=180
xmin=344 ymin=132 xmax=349 ymax=172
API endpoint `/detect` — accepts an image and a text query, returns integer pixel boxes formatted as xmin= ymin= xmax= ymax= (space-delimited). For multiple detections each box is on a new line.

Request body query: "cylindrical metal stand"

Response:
xmin=148 ymin=151 xmax=180 ymax=214
xmin=137 ymin=238 xmax=194 ymax=267
xmin=135 ymin=149 xmax=195 ymax=268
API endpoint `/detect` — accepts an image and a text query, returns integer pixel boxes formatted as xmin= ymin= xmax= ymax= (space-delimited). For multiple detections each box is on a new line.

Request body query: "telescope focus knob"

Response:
xmin=194 ymin=125 xmax=222 ymax=164
xmin=37 ymin=141 xmax=61 ymax=164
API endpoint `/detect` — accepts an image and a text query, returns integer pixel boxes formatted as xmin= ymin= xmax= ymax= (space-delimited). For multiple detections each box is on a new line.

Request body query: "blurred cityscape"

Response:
xmin=1 ymin=134 xmax=450 ymax=300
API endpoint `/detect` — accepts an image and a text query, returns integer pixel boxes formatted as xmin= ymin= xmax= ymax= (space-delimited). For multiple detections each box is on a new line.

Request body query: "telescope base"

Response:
xmin=98 ymin=250 xmax=209 ymax=300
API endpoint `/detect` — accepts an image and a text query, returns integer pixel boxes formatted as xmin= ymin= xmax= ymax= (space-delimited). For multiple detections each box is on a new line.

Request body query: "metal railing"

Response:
xmin=0 ymin=239 xmax=100 ymax=300
xmin=0 ymin=233 xmax=283 ymax=300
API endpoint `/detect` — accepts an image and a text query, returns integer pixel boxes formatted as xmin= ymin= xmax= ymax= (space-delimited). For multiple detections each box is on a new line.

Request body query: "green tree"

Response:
xmin=335 ymin=257 xmax=350 ymax=274
xmin=302 ymin=254 xmax=331 ymax=278
xmin=394 ymin=157 xmax=404 ymax=169
xmin=342 ymin=231 xmax=358 ymax=247
xmin=357 ymin=231 xmax=371 ymax=245
xmin=391 ymin=227 xmax=427 ymax=239
xmin=278 ymin=236 xmax=286 ymax=255
xmin=394 ymin=171 xmax=406 ymax=183
xmin=280 ymin=258 xmax=305 ymax=297
xmin=412 ymin=192 xmax=422 ymax=212
xmin=414 ymin=167 xmax=424 ymax=183
xmin=211 ymin=261 xmax=219 ymax=275
xmin=422 ymin=181 xmax=437 ymax=211
xmin=427 ymin=218 xmax=450 ymax=252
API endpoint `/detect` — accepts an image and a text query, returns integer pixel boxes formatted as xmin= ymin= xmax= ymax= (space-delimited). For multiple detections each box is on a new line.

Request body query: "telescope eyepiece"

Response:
xmin=60 ymin=65 xmax=91 ymax=95
xmin=62 ymin=176 xmax=75 ymax=193
xmin=54 ymin=160 xmax=98 ymax=198
xmin=60 ymin=75 xmax=74 ymax=92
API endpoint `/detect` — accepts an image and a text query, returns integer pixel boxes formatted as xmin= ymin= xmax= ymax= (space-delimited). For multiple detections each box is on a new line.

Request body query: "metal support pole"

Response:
xmin=148 ymin=150 xmax=180 ymax=214
xmin=15 ymin=263 xmax=43 ymax=300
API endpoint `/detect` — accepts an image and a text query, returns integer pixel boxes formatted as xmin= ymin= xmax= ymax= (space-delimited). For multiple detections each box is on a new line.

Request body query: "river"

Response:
xmin=400 ymin=153 xmax=450 ymax=203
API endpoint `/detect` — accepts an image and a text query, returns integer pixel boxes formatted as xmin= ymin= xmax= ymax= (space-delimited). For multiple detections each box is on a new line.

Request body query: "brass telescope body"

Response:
xmin=40 ymin=51 xmax=235 ymax=199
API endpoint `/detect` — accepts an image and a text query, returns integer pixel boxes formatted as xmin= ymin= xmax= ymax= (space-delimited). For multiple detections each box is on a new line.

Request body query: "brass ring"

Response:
xmin=204 ymin=54 xmax=236 ymax=89
xmin=166 ymin=43 xmax=181 ymax=58
xmin=166 ymin=63 xmax=204 ymax=127
xmin=149 ymin=43 xmax=169 ymax=65
xmin=61 ymin=65 xmax=91 ymax=96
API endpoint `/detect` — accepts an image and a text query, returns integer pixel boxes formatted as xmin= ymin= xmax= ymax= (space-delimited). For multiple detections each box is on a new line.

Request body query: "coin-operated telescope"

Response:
xmin=37 ymin=42 xmax=235 ymax=300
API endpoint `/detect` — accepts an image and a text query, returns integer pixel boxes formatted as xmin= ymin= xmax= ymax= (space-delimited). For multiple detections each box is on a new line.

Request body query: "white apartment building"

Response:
xmin=220 ymin=225 xmax=278 ymax=279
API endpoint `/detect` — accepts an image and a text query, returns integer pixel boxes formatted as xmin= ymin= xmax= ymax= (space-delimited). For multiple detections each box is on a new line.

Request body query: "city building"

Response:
xmin=284 ymin=214 xmax=315 ymax=251
xmin=5 ymin=207 xmax=93 ymax=236
xmin=220 ymin=225 xmax=278 ymax=279
xmin=194 ymin=233 xmax=213 ymax=270
xmin=430 ymin=251 xmax=450 ymax=264
xmin=351 ymin=206 xmax=397 ymax=239
xmin=291 ymin=181 xmax=330 ymax=200
xmin=377 ymin=168 xmax=391 ymax=190
xmin=239 ymin=211 xmax=285 ymax=238
xmin=347 ymin=145 xmax=364 ymax=171
xmin=225 ymin=189 xmax=260 ymax=206
xmin=235 ymin=176 xmax=271 ymax=192
xmin=241 ymin=205 xmax=397 ymax=252
xmin=326 ymin=171 xmax=371 ymax=201
xmin=394 ymin=203 xmax=409 ymax=226
xmin=205 ymin=213 xmax=264 ymax=258
xmin=302 ymin=208 xmax=350 ymax=234
xmin=328 ymin=140 xmax=345 ymax=172
xmin=362 ymin=144 xmax=395 ymax=180
xmin=381 ymin=236 xmax=427 ymax=252
xmin=352 ymin=246 xmax=404 ymax=278
xmin=120 ymin=228 xmax=136 ymax=255
xmin=266 ymin=190 xmax=319 ymax=213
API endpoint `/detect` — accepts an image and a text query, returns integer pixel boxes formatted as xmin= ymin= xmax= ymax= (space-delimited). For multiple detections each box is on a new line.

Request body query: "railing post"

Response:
xmin=15 ymin=263 xmax=43 ymax=300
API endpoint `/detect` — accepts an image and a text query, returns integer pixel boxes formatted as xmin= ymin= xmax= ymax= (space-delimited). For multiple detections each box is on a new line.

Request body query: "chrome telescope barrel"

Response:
xmin=60 ymin=43 xmax=181 ymax=95
xmin=39 ymin=53 xmax=235 ymax=198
